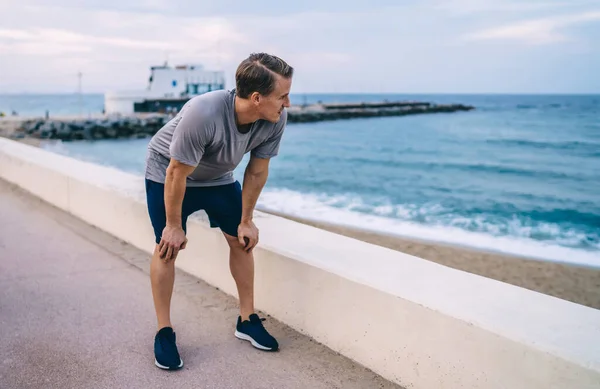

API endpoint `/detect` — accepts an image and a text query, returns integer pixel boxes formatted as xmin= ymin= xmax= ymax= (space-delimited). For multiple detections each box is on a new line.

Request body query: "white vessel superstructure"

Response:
xmin=104 ymin=63 xmax=225 ymax=115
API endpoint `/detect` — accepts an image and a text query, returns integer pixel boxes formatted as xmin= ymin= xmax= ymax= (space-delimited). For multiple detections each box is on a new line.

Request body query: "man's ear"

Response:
xmin=250 ymin=92 xmax=261 ymax=104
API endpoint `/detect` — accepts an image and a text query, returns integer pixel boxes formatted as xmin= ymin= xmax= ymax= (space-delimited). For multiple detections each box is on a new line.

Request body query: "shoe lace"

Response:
xmin=250 ymin=316 xmax=267 ymax=328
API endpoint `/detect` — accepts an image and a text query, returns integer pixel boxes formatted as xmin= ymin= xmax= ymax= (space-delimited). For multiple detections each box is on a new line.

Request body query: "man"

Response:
xmin=144 ymin=53 xmax=293 ymax=370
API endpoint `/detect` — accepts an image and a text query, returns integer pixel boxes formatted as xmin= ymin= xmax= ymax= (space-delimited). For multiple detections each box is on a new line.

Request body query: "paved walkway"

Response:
xmin=0 ymin=180 xmax=402 ymax=389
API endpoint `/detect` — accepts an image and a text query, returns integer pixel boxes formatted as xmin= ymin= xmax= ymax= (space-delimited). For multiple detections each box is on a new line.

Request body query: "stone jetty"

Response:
xmin=2 ymin=114 xmax=170 ymax=141
xmin=1 ymin=100 xmax=474 ymax=141
xmin=286 ymin=101 xmax=474 ymax=123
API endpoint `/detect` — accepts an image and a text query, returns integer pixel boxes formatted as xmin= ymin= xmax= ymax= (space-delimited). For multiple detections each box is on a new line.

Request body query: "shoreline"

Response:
xmin=261 ymin=209 xmax=600 ymax=310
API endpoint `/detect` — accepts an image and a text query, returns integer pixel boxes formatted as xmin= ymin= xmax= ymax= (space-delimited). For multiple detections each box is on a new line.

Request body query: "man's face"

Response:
xmin=256 ymin=74 xmax=292 ymax=123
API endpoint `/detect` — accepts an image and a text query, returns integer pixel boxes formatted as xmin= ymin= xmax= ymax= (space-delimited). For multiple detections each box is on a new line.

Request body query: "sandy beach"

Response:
xmin=0 ymin=117 xmax=24 ymax=138
xmin=264 ymin=210 xmax=600 ymax=310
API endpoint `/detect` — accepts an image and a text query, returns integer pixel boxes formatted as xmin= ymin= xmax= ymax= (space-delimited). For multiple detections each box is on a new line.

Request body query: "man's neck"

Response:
xmin=234 ymin=96 xmax=259 ymax=126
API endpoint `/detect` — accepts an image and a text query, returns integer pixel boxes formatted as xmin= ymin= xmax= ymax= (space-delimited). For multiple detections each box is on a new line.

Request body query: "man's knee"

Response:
xmin=152 ymin=243 xmax=179 ymax=265
xmin=223 ymin=232 xmax=238 ymax=246
xmin=223 ymin=232 xmax=247 ymax=252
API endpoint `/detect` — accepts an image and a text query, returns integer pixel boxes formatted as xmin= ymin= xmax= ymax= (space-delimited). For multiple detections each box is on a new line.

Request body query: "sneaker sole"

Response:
xmin=155 ymin=358 xmax=184 ymax=370
xmin=234 ymin=330 xmax=277 ymax=351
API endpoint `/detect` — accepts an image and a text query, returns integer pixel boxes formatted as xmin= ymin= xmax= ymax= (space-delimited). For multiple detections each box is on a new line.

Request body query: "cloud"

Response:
xmin=288 ymin=51 xmax=353 ymax=70
xmin=432 ymin=0 xmax=582 ymax=16
xmin=0 ymin=29 xmax=36 ymax=40
xmin=0 ymin=3 xmax=419 ymax=93
xmin=0 ymin=8 xmax=249 ymax=95
xmin=0 ymin=27 xmax=175 ymax=53
xmin=464 ymin=10 xmax=600 ymax=44
xmin=0 ymin=1 xmax=599 ymax=93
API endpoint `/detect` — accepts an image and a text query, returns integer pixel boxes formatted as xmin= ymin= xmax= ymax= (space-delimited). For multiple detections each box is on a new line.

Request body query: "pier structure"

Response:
xmin=1 ymin=99 xmax=475 ymax=141
xmin=286 ymin=100 xmax=474 ymax=123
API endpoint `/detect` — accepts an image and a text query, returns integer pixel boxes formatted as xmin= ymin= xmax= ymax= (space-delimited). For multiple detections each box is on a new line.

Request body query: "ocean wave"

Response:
xmin=330 ymin=157 xmax=592 ymax=182
xmin=516 ymin=104 xmax=536 ymax=109
xmin=485 ymin=138 xmax=600 ymax=157
xmin=430 ymin=162 xmax=574 ymax=180
xmin=257 ymin=188 xmax=600 ymax=266
xmin=515 ymin=103 xmax=574 ymax=110
xmin=401 ymin=161 xmax=587 ymax=181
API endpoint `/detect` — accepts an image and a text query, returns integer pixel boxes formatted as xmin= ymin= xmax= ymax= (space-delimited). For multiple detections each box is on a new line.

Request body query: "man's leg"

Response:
xmin=223 ymin=232 xmax=278 ymax=351
xmin=223 ymin=233 xmax=254 ymax=321
xmin=204 ymin=181 xmax=279 ymax=351
xmin=145 ymin=178 xmax=185 ymax=370
xmin=150 ymin=243 xmax=176 ymax=330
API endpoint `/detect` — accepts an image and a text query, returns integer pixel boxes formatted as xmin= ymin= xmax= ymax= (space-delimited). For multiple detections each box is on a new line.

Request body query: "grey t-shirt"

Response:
xmin=145 ymin=89 xmax=287 ymax=187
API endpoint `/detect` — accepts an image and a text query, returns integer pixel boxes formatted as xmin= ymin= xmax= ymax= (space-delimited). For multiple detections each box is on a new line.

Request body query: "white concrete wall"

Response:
xmin=1 ymin=137 xmax=599 ymax=389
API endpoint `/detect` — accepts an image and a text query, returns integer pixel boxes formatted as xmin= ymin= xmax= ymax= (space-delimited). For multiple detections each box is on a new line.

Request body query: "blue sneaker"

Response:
xmin=235 ymin=314 xmax=279 ymax=351
xmin=154 ymin=327 xmax=184 ymax=370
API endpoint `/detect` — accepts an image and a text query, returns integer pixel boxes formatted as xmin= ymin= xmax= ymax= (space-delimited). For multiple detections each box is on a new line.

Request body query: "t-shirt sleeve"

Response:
xmin=251 ymin=109 xmax=287 ymax=159
xmin=169 ymin=106 xmax=212 ymax=167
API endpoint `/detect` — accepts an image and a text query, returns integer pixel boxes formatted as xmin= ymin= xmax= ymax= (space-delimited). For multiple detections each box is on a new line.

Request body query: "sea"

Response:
xmin=1 ymin=93 xmax=599 ymax=267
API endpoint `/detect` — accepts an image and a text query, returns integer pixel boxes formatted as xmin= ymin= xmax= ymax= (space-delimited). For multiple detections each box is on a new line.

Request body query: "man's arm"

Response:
xmin=160 ymin=102 xmax=211 ymax=261
xmin=159 ymin=158 xmax=196 ymax=262
xmin=237 ymin=155 xmax=270 ymax=251
xmin=241 ymin=155 xmax=270 ymax=223
xmin=164 ymin=159 xmax=196 ymax=227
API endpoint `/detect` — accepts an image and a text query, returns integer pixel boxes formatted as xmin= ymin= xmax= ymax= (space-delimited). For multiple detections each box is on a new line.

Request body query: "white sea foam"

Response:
xmin=257 ymin=188 xmax=600 ymax=268
xmin=40 ymin=142 xmax=600 ymax=267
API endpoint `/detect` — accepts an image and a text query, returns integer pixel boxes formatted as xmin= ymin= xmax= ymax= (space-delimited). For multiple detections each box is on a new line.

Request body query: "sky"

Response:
xmin=0 ymin=0 xmax=599 ymax=94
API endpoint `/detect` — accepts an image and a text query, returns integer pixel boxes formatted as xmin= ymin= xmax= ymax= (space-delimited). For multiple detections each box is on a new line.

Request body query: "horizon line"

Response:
xmin=1 ymin=91 xmax=599 ymax=96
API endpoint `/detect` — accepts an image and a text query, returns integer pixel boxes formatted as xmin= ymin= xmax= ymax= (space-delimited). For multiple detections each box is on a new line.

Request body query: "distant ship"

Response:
xmin=103 ymin=63 xmax=226 ymax=115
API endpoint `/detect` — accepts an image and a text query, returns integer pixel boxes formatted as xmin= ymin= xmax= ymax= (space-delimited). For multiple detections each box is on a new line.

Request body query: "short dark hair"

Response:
xmin=235 ymin=53 xmax=294 ymax=99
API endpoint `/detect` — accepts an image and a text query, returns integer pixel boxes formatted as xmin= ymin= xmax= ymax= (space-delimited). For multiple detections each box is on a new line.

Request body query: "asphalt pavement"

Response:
xmin=0 ymin=179 xmax=402 ymax=389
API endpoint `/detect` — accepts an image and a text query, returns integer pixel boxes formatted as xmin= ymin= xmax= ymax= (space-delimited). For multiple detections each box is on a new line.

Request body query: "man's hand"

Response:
xmin=238 ymin=220 xmax=259 ymax=252
xmin=158 ymin=225 xmax=187 ymax=263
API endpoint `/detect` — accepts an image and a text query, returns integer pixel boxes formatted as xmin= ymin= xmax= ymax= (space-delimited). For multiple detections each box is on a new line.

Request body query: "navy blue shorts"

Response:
xmin=145 ymin=178 xmax=242 ymax=244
